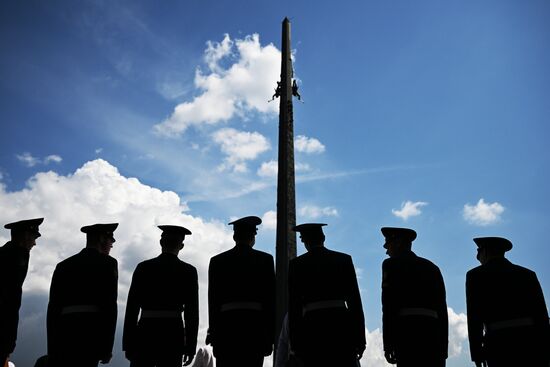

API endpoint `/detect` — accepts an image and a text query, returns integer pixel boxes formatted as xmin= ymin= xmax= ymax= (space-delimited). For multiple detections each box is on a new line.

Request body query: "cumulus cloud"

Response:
xmin=448 ymin=307 xmax=468 ymax=357
xmin=360 ymin=307 xmax=468 ymax=366
xmin=391 ymin=200 xmax=428 ymax=220
xmin=0 ymin=159 xmax=234 ymax=364
xmin=154 ymin=34 xmax=280 ymax=136
xmin=16 ymin=153 xmax=63 ymax=167
xmin=257 ymin=160 xmax=311 ymax=178
xmin=294 ymin=135 xmax=325 ymax=154
xmin=261 ymin=210 xmax=277 ymax=230
xmin=463 ymin=198 xmax=504 ymax=226
xmin=212 ymin=128 xmax=271 ymax=172
xmin=298 ymin=205 xmax=339 ymax=219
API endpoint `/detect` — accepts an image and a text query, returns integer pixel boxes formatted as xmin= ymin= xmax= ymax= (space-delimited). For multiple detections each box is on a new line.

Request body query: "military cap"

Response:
xmin=228 ymin=216 xmax=262 ymax=229
xmin=381 ymin=227 xmax=417 ymax=242
xmin=292 ymin=223 xmax=327 ymax=234
xmin=473 ymin=237 xmax=512 ymax=252
xmin=4 ymin=218 xmax=44 ymax=236
xmin=81 ymin=223 xmax=119 ymax=234
xmin=158 ymin=225 xmax=192 ymax=236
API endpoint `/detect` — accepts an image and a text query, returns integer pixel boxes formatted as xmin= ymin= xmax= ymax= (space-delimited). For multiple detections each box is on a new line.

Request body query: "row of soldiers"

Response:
xmin=1 ymin=217 xmax=549 ymax=367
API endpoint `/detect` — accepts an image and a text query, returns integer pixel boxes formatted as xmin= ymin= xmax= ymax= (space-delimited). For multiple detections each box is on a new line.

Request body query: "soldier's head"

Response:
xmin=473 ymin=237 xmax=511 ymax=265
xmin=5 ymin=218 xmax=44 ymax=251
xmin=81 ymin=223 xmax=118 ymax=255
xmin=229 ymin=216 xmax=261 ymax=247
xmin=293 ymin=223 xmax=326 ymax=251
xmin=381 ymin=227 xmax=416 ymax=258
xmin=158 ymin=225 xmax=191 ymax=254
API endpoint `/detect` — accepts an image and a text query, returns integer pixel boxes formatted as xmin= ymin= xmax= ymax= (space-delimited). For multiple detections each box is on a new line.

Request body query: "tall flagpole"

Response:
xmin=275 ymin=17 xmax=297 ymax=352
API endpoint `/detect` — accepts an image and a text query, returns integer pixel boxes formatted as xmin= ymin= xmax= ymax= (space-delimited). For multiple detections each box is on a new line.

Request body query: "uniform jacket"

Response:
xmin=0 ymin=242 xmax=30 ymax=356
xmin=382 ymin=251 xmax=448 ymax=361
xmin=208 ymin=245 xmax=275 ymax=358
xmin=123 ymin=252 xmax=199 ymax=357
xmin=288 ymin=247 xmax=366 ymax=360
xmin=47 ymin=248 xmax=118 ymax=360
xmin=466 ymin=258 xmax=550 ymax=364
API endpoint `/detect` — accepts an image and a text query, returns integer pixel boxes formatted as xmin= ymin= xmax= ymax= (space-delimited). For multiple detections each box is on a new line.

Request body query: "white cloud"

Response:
xmin=261 ymin=210 xmax=277 ymax=230
xmin=16 ymin=153 xmax=62 ymax=167
xmin=212 ymin=128 xmax=271 ymax=172
xmin=16 ymin=152 xmax=40 ymax=167
xmin=360 ymin=307 xmax=468 ymax=367
xmin=257 ymin=160 xmax=311 ymax=178
xmin=448 ymin=307 xmax=468 ymax=357
xmin=154 ymin=34 xmax=280 ymax=136
xmin=463 ymin=198 xmax=504 ymax=226
xmin=44 ymin=155 xmax=62 ymax=164
xmin=391 ymin=200 xmax=428 ymax=221
xmin=298 ymin=205 xmax=339 ymax=219
xmin=294 ymin=135 xmax=325 ymax=154
xmin=95 ymin=148 xmax=103 ymax=154
xmin=0 ymin=159 xmax=234 ymax=352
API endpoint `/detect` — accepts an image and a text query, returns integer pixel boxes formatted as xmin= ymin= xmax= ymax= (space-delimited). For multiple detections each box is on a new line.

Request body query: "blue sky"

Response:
xmin=1 ymin=1 xmax=549 ymax=366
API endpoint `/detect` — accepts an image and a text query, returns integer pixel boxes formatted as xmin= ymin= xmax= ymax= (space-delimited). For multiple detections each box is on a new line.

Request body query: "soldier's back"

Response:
xmin=129 ymin=253 xmax=198 ymax=355
xmin=209 ymin=246 xmax=275 ymax=358
xmin=467 ymin=258 xmax=549 ymax=364
xmin=48 ymin=248 xmax=117 ymax=359
xmin=289 ymin=247 xmax=365 ymax=365
xmin=382 ymin=253 xmax=448 ymax=362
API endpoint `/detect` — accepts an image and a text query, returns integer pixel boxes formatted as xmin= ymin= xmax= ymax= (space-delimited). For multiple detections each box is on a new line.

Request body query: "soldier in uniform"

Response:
xmin=123 ymin=225 xmax=198 ymax=367
xmin=380 ymin=227 xmax=448 ymax=367
xmin=288 ymin=223 xmax=366 ymax=367
xmin=0 ymin=218 xmax=44 ymax=366
xmin=47 ymin=223 xmax=118 ymax=367
xmin=207 ymin=216 xmax=275 ymax=367
xmin=466 ymin=237 xmax=550 ymax=367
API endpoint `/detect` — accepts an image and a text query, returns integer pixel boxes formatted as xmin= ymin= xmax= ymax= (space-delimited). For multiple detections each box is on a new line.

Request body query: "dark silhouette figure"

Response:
xmin=123 ymin=225 xmax=199 ymax=367
xmin=0 ymin=218 xmax=43 ymax=366
xmin=466 ymin=237 xmax=550 ymax=367
xmin=34 ymin=355 xmax=49 ymax=367
xmin=291 ymin=80 xmax=301 ymax=100
xmin=207 ymin=216 xmax=275 ymax=367
xmin=47 ymin=223 xmax=118 ymax=367
xmin=270 ymin=81 xmax=282 ymax=101
xmin=288 ymin=223 xmax=366 ymax=367
xmin=381 ymin=227 xmax=448 ymax=367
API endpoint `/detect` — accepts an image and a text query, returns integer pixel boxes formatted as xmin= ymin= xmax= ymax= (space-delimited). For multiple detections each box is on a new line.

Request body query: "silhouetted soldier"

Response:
xmin=47 ymin=223 xmax=118 ymax=367
xmin=123 ymin=225 xmax=198 ymax=367
xmin=207 ymin=216 xmax=275 ymax=367
xmin=466 ymin=237 xmax=550 ymax=367
xmin=0 ymin=218 xmax=44 ymax=366
xmin=289 ymin=223 xmax=366 ymax=367
xmin=380 ymin=227 xmax=448 ymax=367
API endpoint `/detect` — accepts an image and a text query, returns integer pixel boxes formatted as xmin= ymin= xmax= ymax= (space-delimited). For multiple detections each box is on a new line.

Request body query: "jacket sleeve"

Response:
xmin=381 ymin=259 xmax=396 ymax=353
xmin=466 ymin=271 xmax=484 ymax=362
xmin=47 ymin=265 xmax=62 ymax=358
xmin=184 ymin=267 xmax=199 ymax=355
xmin=436 ymin=267 xmax=449 ymax=358
xmin=530 ymin=272 xmax=550 ymax=360
xmin=288 ymin=260 xmax=302 ymax=355
xmin=346 ymin=256 xmax=366 ymax=351
xmin=207 ymin=258 xmax=218 ymax=345
xmin=263 ymin=255 xmax=276 ymax=353
xmin=123 ymin=264 xmax=141 ymax=352
xmin=101 ymin=258 xmax=118 ymax=357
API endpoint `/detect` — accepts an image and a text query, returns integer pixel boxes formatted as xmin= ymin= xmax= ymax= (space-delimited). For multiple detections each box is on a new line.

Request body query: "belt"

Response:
xmin=220 ymin=302 xmax=263 ymax=312
xmin=61 ymin=305 xmax=100 ymax=315
xmin=141 ymin=310 xmax=182 ymax=318
xmin=303 ymin=300 xmax=347 ymax=315
xmin=398 ymin=308 xmax=439 ymax=319
xmin=486 ymin=317 xmax=534 ymax=331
